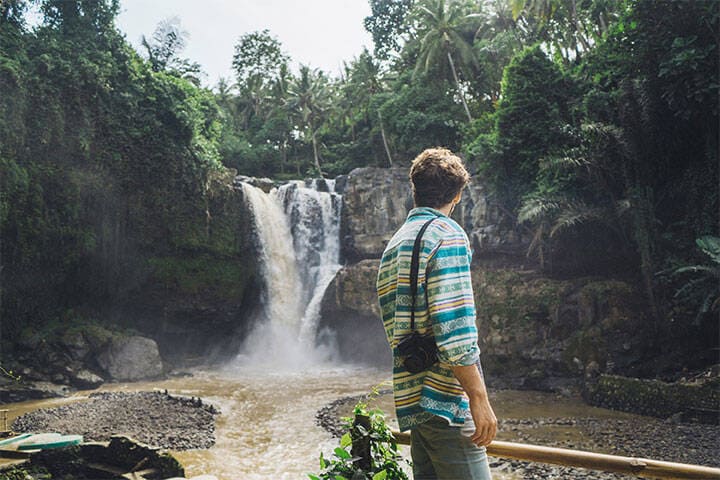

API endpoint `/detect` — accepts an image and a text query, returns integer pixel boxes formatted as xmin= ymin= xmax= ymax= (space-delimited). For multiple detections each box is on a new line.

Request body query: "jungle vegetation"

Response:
xmin=0 ymin=0 xmax=717 ymax=363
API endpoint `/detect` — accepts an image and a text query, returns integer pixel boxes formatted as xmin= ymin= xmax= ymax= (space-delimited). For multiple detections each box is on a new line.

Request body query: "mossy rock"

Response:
xmin=147 ymin=253 xmax=254 ymax=301
xmin=586 ymin=374 xmax=720 ymax=423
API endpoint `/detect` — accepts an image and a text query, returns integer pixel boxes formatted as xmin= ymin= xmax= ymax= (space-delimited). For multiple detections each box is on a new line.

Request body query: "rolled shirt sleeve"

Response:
xmin=426 ymin=235 xmax=480 ymax=366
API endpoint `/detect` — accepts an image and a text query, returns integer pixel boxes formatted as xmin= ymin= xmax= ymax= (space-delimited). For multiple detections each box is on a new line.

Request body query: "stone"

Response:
xmin=0 ymin=381 xmax=72 ymax=403
xmin=70 ymin=369 xmax=104 ymax=390
xmin=97 ymin=336 xmax=163 ymax=381
xmin=60 ymin=330 xmax=90 ymax=360
xmin=234 ymin=174 xmax=275 ymax=192
xmin=318 ymin=260 xmax=390 ymax=366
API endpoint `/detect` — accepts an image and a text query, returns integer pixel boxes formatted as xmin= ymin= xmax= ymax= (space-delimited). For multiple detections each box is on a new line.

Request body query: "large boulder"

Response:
xmin=97 ymin=336 xmax=164 ymax=381
xmin=318 ymin=260 xmax=390 ymax=366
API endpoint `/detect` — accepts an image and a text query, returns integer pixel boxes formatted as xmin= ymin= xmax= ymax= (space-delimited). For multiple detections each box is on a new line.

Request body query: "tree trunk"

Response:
xmin=447 ymin=51 xmax=473 ymax=123
xmin=570 ymin=0 xmax=591 ymax=52
xmin=378 ymin=110 xmax=393 ymax=167
xmin=630 ymin=186 xmax=663 ymax=331
xmin=311 ymin=131 xmax=322 ymax=178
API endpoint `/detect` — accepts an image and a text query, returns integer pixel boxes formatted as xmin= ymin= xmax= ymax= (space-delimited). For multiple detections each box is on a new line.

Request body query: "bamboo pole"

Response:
xmin=390 ymin=432 xmax=720 ymax=479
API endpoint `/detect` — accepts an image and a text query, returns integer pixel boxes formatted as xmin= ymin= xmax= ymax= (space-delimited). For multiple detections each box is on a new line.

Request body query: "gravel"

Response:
xmin=11 ymin=391 xmax=219 ymax=451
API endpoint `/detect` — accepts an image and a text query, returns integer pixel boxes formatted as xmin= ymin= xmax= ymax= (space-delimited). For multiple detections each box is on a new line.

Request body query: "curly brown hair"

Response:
xmin=409 ymin=147 xmax=470 ymax=208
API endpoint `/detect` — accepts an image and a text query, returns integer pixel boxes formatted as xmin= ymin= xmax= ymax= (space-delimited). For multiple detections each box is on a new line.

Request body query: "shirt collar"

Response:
xmin=407 ymin=206 xmax=448 ymax=219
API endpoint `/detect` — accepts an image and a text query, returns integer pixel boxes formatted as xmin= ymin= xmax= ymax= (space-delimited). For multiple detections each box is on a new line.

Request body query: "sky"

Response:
xmin=115 ymin=0 xmax=375 ymax=89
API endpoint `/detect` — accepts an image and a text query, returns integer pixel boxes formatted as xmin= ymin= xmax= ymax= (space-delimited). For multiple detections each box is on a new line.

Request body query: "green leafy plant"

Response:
xmin=669 ymin=236 xmax=720 ymax=324
xmin=308 ymin=400 xmax=409 ymax=480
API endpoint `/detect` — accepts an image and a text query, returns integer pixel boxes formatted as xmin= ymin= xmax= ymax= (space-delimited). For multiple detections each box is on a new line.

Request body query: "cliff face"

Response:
xmin=122 ymin=170 xmax=261 ymax=362
xmin=318 ymin=259 xmax=389 ymax=366
xmin=321 ymin=167 xmax=653 ymax=383
xmin=337 ymin=167 xmax=525 ymax=264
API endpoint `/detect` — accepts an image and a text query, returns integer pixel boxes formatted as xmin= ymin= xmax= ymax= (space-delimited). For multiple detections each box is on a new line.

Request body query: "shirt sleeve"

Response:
xmin=426 ymin=233 xmax=480 ymax=366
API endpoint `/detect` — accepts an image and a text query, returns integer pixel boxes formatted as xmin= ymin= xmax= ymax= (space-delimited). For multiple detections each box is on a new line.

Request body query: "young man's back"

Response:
xmin=376 ymin=148 xmax=496 ymax=480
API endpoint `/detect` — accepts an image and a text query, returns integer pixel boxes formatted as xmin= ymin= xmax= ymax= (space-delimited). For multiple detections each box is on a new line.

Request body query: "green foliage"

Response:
xmin=469 ymin=45 xmax=572 ymax=212
xmin=232 ymin=29 xmax=289 ymax=90
xmin=148 ymin=255 xmax=252 ymax=300
xmin=667 ymin=236 xmax=720 ymax=325
xmin=378 ymin=72 xmax=463 ymax=160
xmin=0 ymin=465 xmax=51 ymax=479
xmin=0 ymin=0 xmax=234 ymax=341
xmin=141 ymin=16 xmax=203 ymax=85
xmin=307 ymin=401 xmax=409 ymax=480
xmin=364 ymin=0 xmax=414 ymax=60
xmin=1 ymin=0 xmax=718 ymax=366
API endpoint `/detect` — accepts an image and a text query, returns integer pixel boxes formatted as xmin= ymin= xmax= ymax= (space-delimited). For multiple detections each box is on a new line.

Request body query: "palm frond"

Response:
xmin=518 ymin=195 xmax=560 ymax=223
xmin=539 ymin=154 xmax=588 ymax=171
xmin=672 ymin=265 xmax=719 ymax=277
xmin=696 ymin=236 xmax=720 ymax=264
xmin=549 ymin=202 xmax=605 ymax=237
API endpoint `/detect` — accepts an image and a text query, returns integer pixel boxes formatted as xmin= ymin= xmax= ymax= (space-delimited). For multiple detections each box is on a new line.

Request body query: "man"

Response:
xmin=376 ymin=147 xmax=497 ymax=479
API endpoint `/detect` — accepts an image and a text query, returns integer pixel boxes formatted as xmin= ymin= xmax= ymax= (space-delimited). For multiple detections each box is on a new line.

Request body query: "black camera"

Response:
xmin=397 ymin=332 xmax=438 ymax=373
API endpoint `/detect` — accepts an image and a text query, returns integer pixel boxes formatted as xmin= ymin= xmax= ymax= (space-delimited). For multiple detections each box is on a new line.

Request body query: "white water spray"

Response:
xmin=235 ymin=179 xmax=342 ymax=368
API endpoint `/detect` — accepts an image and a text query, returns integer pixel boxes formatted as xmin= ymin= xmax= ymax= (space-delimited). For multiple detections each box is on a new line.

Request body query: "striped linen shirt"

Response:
xmin=377 ymin=207 xmax=481 ymax=431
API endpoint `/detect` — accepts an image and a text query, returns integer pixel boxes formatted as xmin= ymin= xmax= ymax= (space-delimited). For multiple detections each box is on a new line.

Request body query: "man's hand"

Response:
xmin=468 ymin=393 xmax=497 ymax=447
xmin=452 ymin=364 xmax=498 ymax=447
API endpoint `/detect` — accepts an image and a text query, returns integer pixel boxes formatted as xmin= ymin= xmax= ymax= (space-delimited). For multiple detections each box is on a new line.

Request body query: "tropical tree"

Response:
xmin=288 ymin=65 xmax=332 ymax=176
xmin=141 ymin=17 xmax=203 ymax=85
xmin=509 ymin=0 xmax=622 ymax=62
xmin=411 ymin=0 xmax=479 ymax=122
xmin=343 ymin=49 xmax=394 ymax=166
xmin=364 ymin=0 xmax=415 ymax=60
xmin=232 ymin=29 xmax=289 ymax=91
xmin=264 ymin=63 xmax=295 ymax=174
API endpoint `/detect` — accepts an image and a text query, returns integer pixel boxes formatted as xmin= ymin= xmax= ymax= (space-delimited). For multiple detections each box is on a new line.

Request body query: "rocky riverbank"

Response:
xmin=11 ymin=391 xmax=219 ymax=451
xmin=317 ymin=390 xmax=720 ymax=480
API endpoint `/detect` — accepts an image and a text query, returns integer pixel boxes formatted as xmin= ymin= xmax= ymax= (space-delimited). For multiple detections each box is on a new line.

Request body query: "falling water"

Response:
xmin=237 ymin=179 xmax=342 ymax=367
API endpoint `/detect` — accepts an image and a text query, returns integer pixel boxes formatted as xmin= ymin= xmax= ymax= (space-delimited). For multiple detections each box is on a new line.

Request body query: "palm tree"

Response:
xmin=287 ymin=65 xmax=331 ymax=177
xmin=345 ymin=49 xmax=394 ymax=166
xmin=267 ymin=64 xmax=294 ymax=174
xmin=509 ymin=0 xmax=621 ymax=62
xmin=412 ymin=0 xmax=479 ymax=122
xmin=236 ymin=75 xmax=268 ymax=130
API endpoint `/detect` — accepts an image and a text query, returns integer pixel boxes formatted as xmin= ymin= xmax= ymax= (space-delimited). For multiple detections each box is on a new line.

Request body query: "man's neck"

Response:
xmin=436 ymin=202 xmax=454 ymax=217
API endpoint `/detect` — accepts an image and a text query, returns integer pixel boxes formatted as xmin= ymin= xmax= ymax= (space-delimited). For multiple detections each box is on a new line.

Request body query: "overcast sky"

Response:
xmin=115 ymin=0 xmax=374 ymax=89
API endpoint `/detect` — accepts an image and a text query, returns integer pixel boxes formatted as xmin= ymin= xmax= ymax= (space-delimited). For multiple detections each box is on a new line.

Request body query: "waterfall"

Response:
xmin=236 ymin=179 xmax=342 ymax=368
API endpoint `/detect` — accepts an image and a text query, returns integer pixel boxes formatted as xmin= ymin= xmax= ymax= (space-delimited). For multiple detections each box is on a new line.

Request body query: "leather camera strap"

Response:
xmin=410 ymin=217 xmax=437 ymax=331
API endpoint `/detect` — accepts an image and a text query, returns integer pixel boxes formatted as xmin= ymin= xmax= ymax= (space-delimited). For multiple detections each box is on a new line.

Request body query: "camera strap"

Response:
xmin=410 ymin=217 xmax=437 ymax=332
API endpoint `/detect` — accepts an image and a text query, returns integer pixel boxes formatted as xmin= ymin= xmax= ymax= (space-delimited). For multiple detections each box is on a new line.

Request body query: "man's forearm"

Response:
xmin=452 ymin=364 xmax=488 ymax=400
xmin=452 ymin=363 xmax=497 ymax=447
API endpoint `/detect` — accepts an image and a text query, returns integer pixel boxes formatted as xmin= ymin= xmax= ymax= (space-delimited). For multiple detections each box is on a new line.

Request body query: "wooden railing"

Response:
xmin=390 ymin=431 xmax=720 ymax=479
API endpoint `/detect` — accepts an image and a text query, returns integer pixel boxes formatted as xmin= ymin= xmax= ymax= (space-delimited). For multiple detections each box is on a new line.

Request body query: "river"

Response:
xmin=4 ymin=364 xmax=671 ymax=480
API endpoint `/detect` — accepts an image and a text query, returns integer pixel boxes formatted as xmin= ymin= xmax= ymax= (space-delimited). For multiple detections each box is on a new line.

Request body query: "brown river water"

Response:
xmin=3 ymin=364 xmax=652 ymax=480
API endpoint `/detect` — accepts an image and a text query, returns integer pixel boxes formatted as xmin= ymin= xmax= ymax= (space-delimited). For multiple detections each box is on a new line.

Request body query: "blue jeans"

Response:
xmin=410 ymin=415 xmax=493 ymax=480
